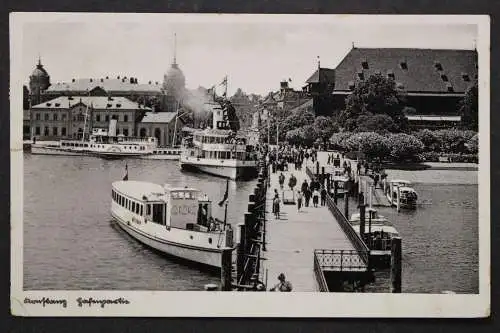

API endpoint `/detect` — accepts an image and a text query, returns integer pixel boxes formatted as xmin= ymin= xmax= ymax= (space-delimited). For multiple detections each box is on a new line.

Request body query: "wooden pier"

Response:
xmin=261 ymin=160 xmax=372 ymax=292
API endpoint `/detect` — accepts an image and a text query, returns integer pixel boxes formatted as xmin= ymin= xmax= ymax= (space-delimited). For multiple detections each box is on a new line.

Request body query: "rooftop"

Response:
xmin=140 ymin=112 xmax=178 ymax=123
xmin=305 ymin=67 xmax=336 ymax=84
xmin=31 ymin=96 xmax=150 ymax=110
xmin=332 ymin=48 xmax=477 ymax=93
xmin=46 ymin=77 xmax=163 ymax=93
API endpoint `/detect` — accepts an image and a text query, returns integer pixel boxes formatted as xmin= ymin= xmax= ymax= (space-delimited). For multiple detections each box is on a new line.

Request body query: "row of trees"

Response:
xmin=330 ymin=129 xmax=478 ymax=162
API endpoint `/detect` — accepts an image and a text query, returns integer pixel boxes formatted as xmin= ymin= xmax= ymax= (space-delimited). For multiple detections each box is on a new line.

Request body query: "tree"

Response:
xmin=313 ymin=116 xmax=339 ymax=145
xmin=340 ymin=73 xmax=408 ymax=132
xmin=460 ymin=80 xmax=478 ymax=131
xmin=281 ymin=108 xmax=315 ymax=135
xmin=329 ymin=131 xmax=352 ymax=151
xmin=386 ymin=133 xmax=424 ymax=162
xmin=355 ymin=113 xmax=395 ymax=134
xmin=344 ymin=132 xmax=390 ymax=161
xmin=414 ymin=129 xmax=439 ymax=152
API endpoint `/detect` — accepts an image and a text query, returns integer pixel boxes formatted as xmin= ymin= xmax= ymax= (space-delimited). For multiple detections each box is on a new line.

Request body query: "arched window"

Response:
xmin=154 ymin=128 xmax=161 ymax=144
xmin=139 ymin=128 xmax=147 ymax=137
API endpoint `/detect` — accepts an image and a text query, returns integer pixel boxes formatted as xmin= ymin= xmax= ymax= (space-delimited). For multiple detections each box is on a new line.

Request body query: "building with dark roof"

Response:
xmin=303 ymin=47 xmax=477 ymax=127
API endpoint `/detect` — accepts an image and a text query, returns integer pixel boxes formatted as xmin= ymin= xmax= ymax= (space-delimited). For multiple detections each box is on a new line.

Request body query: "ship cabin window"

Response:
xmin=152 ymin=203 xmax=165 ymax=225
xmin=147 ymin=204 xmax=151 ymax=215
xmin=132 ymin=202 xmax=136 ymax=212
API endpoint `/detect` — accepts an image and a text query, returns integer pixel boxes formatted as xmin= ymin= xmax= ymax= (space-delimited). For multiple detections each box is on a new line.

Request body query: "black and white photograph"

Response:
xmin=10 ymin=13 xmax=489 ymax=317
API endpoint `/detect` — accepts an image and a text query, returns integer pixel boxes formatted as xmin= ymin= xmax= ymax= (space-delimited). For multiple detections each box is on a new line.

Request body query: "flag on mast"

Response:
xmin=123 ymin=163 xmax=128 ymax=181
xmin=218 ymin=179 xmax=229 ymax=207
xmin=220 ymin=76 xmax=228 ymax=86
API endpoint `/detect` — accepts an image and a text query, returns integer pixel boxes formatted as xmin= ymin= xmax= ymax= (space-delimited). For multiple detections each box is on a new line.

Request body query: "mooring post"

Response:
xmin=333 ymin=180 xmax=338 ymax=204
xmin=236 ymin=222 xmax=246 ymax=283
xmin=359 ymin=203 xmax=366 ymax=241
xmin=396 ymin=185 xmax=401 ymax=212
xmin=369 ymin=185 xmax=373 ymax=208
xmin=220 ymin=248 xmax=233 ymax=291
xmin=344 ymin=192 xmax=349 ymax=218
xmin=391 ymin=237 xmax=402 ymax=293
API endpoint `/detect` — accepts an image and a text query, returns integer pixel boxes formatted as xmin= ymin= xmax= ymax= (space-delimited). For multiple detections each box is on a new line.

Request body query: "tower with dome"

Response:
xmin=29 ymin=57 xmax=51 ymax=106
xmin=162 ymin=34 xmax=186 ymax=112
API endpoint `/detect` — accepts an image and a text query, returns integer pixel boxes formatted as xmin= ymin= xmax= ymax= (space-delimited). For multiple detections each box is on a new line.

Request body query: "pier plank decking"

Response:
xmin=263 ymin=159 xmax=364 ymax=292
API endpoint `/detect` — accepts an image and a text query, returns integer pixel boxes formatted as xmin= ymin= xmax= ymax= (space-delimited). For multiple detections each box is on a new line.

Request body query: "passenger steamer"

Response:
xmin=111 ymin=180 xmax=234 ymax=270
xmin=31 ymin=119 xmax=158 ymax=159
xmin=179 ymin=99 xmax=258 ymax=180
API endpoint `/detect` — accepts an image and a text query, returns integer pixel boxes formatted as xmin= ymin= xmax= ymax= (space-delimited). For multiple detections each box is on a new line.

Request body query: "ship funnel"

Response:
xmin=108 ymin=119 xmax=117 ymax=136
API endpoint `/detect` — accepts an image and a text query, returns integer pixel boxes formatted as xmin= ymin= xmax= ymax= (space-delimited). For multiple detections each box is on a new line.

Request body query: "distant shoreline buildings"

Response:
xmin=24 ymin=50 xmax=188 ymax=146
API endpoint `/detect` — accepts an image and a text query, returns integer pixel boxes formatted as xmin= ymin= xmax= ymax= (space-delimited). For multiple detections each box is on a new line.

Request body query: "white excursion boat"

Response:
xmin=31 ymin=119 xmax=158 ymax=159
xmin=350 ymin=208 xmax=400 ymax=265
xmin=111 ymin=180 xmax=234 ymax=270
xmin=179 ymin=97 xmax=258 ymax=180
xmin=385 ymin=179 xmax=418 ymax=209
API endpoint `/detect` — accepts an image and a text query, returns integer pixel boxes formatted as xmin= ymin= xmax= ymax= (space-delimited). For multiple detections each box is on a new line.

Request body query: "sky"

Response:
xmin=18 ymin=14 xmax=479 ymax=96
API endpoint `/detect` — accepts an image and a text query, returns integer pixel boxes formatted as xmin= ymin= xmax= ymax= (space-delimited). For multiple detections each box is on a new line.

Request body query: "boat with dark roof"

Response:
xmin=179 ymin=94 xmax=258 ymax=180
xmin=110 ymin=180 xmax=234 ymax=270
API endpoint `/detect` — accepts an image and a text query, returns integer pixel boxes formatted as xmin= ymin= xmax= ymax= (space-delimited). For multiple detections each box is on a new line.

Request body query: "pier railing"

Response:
xmin=314 ymin=249 xmax=368 ymax=271
xmin=313 ymin=251 xmax=329 ymax=292
xmin=306 ymin=166 xmax=370 ymax=266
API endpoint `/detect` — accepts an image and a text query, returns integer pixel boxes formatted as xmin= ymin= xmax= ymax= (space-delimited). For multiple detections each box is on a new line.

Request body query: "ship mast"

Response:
xmin=81 ymin=92 xmax=91 ymax=142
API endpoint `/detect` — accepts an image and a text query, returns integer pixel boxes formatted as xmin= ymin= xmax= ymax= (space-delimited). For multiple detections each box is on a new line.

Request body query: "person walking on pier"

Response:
xmin=278 ymin=172 xmax=285 ymax=190
xmin=304 ymin=187 xmax=311 ymax=207
xmin=320 ymin=187 xmax=327 ymax=206
xmin=273 ymin=190 xmax=281 ymax=219
xmin=270 ymin=273 xmax=293 ymax=292
xmin=312 ymin=188 xmax=320 ymax=207
xmin=297 ymin=190 xmax=303 ymax=211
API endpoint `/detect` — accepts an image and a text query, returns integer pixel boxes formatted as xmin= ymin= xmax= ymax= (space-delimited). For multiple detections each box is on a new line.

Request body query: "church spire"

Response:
xmin=37 ymin=53 xmax=42 ymax=67
xmin=173 ymin=33 xmax=177 ymax=65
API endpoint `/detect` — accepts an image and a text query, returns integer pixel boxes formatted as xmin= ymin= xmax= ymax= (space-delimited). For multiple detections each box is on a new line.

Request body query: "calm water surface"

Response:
xmin=24 ymin=154 xmax=256 ymax=290
xmin=339 ymin=168 xmax=479 ymax=293
xmin=24 ymin=154 xmax=479 ymax=293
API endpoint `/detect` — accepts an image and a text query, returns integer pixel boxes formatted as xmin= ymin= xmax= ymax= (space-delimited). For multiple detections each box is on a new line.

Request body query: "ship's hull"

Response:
xmin=31 ymin=145 xmax=89 ymax=156
xmin=179 ymin=156 xmax=258 ymax=180
xmin=112 ymin=211 xmax=224 ymax=270
xmin=31 ymin=145 xmax=150 ymax=159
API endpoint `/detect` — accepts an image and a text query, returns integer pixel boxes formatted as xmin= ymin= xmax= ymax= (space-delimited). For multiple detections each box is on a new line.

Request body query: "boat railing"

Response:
xmin=364 ymin=236 xmax=393 ymax=252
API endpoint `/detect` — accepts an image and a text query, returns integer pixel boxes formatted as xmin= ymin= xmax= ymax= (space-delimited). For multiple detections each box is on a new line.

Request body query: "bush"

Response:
xmin=420 ymin=151 xmax=439 ymax=162
xmin=329 ymin=131 xmax=352 ymax=151
xmin=344 ymin=132 xmax=390 ymax=161
xmin=386 ymin=133 xmax=425 ymax=162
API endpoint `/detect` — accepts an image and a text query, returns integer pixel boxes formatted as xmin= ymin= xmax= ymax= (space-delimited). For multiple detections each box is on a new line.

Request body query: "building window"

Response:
xmin=357 ymin=71 xmax=364 ymax=80
xmin=44 ymin=113 xmax=49 ymax=121
xmin=77 ymin=114 xmax=85 ymax=121
xmin=35 ymin=127 xmax=40 ymax=135
xmin=35 ymin=113 xmax=40 ymax=120
xmin=124 ymin=115 xmax=128 ymax=122
xmin=123 ymin=128 xmax=129 ymax=136
xmin=96 ymin=114 xmax=101 ymax=122
xmin=400 ymin=61 xmax=408 ymax=70
xmin=462 ymin=73 xmax=470 ymax=82
xmin=348 ymin=81 xmax=355 ymax=90
xmin=434 ymin=62 xmax=443 ymax=71
xmin=441 ymin=74 xmax=448 ymax=82
xmin=361 ymin=60 xmax=369 ymax=69
xmin=62 ymin=114 xmax=66 ymax=121
xmin=62 ymin=127 xmax=66 ymax=136
xmin=387 ymin=71 xmax=395 ymax=79
xmin=44 ymin=126 xmax=49 ymax=136
xmin=112 ymin=115 xmax=118 ymax=120
xmin=105 ymin=115 xmax=110 ymax=122
xmin=53 ymin=127 xmax=58 ymax=136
